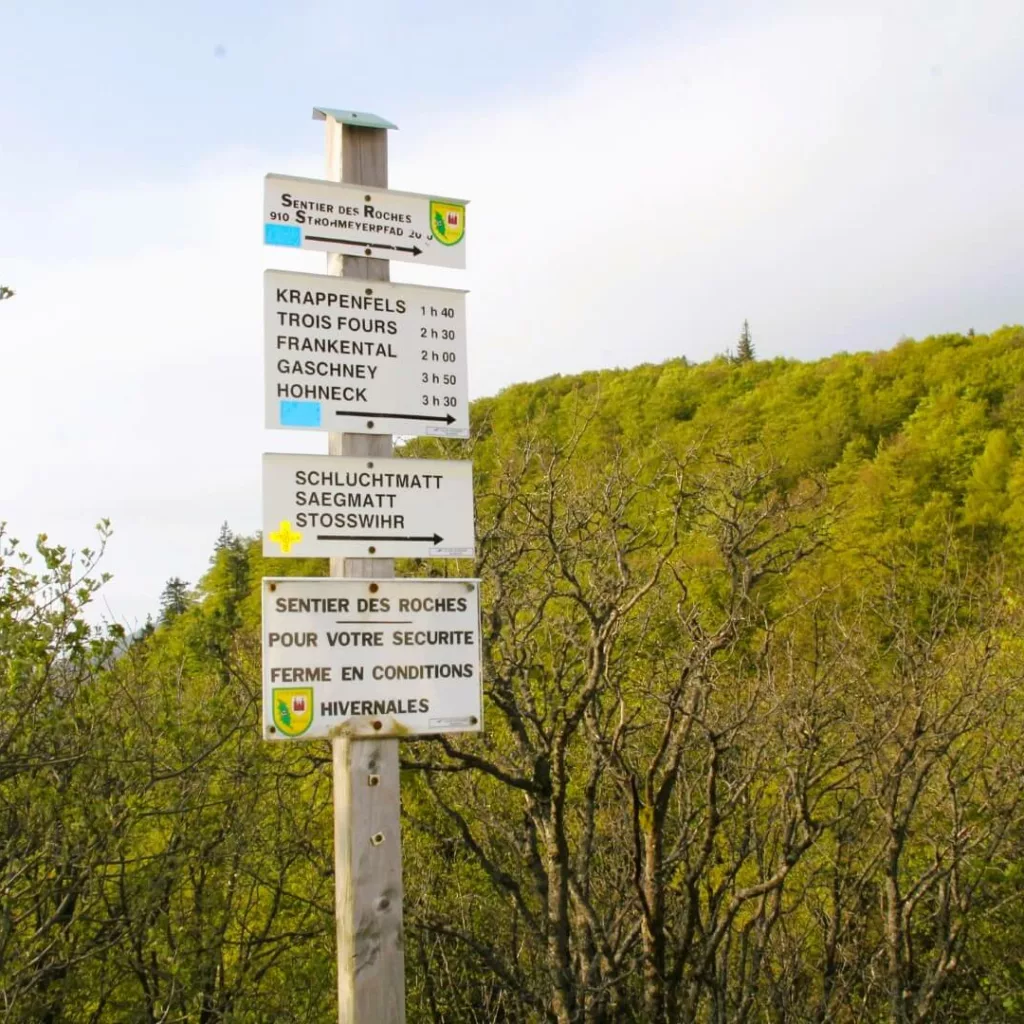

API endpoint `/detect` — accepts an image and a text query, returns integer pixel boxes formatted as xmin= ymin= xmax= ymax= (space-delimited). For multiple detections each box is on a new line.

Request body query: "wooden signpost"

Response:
xmin=260 ymin=107 xmax=476 ymax=1024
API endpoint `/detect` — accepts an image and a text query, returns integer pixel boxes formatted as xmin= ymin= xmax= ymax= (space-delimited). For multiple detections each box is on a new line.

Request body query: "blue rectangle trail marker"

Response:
xmin=279 ymin=400 xmax=322 ymax=427
xmin=265 ymin=223 xmax=302 ymax=247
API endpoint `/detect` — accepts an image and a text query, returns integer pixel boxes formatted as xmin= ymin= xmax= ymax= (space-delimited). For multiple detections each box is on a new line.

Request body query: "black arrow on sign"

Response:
xmin=316 ymin=533 xmax=445 ymax=544
xmin=335 ymin=410 xmax=457 ymax=425
xmin=304 ymin=236 xmax=423 ymax=257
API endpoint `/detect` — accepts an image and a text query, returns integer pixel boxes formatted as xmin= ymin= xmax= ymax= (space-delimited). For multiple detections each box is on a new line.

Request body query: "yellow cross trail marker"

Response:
xmin=269 ymin=520 xmax=302 ymax=554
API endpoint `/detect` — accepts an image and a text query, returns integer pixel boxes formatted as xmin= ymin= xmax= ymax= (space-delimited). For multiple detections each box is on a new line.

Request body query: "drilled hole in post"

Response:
xmin=371 ymin=832 xmax=385 ymax=846
xmin=368 ymin=774 xmax=380 ymax=787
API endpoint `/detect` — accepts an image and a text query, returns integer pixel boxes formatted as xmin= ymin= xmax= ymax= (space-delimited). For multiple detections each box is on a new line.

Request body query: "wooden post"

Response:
xmin=322 ymin=112 xmax=405 ymax=1024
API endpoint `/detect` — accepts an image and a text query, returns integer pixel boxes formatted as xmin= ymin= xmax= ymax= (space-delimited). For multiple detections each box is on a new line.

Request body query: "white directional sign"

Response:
xmin=265 ymin=269 xmax=469 ymax=438
xmin=263 ymin=453 xmax=475 ymax=560
xmin=263 ymin=173 xmax=467 ymax=270
xmin=262 ymin=576 xmax=483 ymax=740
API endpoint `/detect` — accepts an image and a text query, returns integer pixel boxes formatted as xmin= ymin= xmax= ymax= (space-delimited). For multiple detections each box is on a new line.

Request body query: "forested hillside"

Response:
xmin=5 ymin=326 xmax=1024 ymax=1022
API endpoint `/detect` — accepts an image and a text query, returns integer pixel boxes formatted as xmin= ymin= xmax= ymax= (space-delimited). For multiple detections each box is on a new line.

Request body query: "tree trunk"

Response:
xmin=885 ymin=860 xmax=910 ymax=1024
xmin=642 ymin=817 xmax=667 ymax=1022
xmin=545 ymin=758 xmax=576 ymax=1024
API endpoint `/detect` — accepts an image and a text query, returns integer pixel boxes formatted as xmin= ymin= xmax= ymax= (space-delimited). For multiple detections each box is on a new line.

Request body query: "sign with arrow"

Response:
xmin=262 ymin=453 xmax=475 ymax=559
xmin=265 ymin=269 xmax=469 ymax=438
xmin=263 ymin=173 xmax=468 ymax=270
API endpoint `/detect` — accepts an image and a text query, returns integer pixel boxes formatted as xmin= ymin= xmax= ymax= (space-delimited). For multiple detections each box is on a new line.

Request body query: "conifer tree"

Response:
xmin=737 ymin=319 xmax=755 ymax=362
xmin=214 ymin=521 xmax=234 ymax=551
xmin=159 ymin=577 xmax=192 ymax=623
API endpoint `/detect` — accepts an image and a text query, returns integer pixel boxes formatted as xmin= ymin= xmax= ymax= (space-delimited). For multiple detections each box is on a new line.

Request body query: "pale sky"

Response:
xmin=2 ymin=0 xmax=1022 ymax=629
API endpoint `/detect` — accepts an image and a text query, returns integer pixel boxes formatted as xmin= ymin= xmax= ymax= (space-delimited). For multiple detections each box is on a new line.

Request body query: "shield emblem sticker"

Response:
xmin=429 ymin=201 xmax=465 ymax=246
xmin=272 ymin=687 xmax=314 ymax=738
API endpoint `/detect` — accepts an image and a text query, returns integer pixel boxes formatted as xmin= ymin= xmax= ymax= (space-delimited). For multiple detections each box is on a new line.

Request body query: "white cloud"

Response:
xmin=2 ymin=0 xmax=1022 ymax=626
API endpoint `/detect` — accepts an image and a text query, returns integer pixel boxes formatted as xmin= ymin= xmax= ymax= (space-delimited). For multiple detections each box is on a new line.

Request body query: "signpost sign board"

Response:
xmin=265 ymin=269 xmax=469 ymax=438
xmin=263 ymin=173 xmax=468 ymax=270
xmin=262 ymin=576 xmax=483 ymax=740
xmin=262 ymin=453 xmax=475 ymax=560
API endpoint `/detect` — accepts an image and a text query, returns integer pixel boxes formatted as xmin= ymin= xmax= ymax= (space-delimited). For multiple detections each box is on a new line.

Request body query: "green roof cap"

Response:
xmin=312 ymin=108 xmax=398 ymax=130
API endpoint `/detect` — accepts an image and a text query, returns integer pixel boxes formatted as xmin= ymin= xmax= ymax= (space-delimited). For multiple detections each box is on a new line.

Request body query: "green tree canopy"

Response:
xmin=4 ymin=326 xmax=1024 ymax=1022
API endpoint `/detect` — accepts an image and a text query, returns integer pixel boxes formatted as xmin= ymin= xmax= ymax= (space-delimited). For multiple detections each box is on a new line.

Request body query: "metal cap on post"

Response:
xmin=313 ymin=107 xmax=399 ymax=130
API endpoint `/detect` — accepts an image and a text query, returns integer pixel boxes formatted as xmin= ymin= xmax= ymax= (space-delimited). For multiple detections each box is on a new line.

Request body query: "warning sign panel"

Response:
xmin=262 ymin=577 xmax=483 ymax=739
